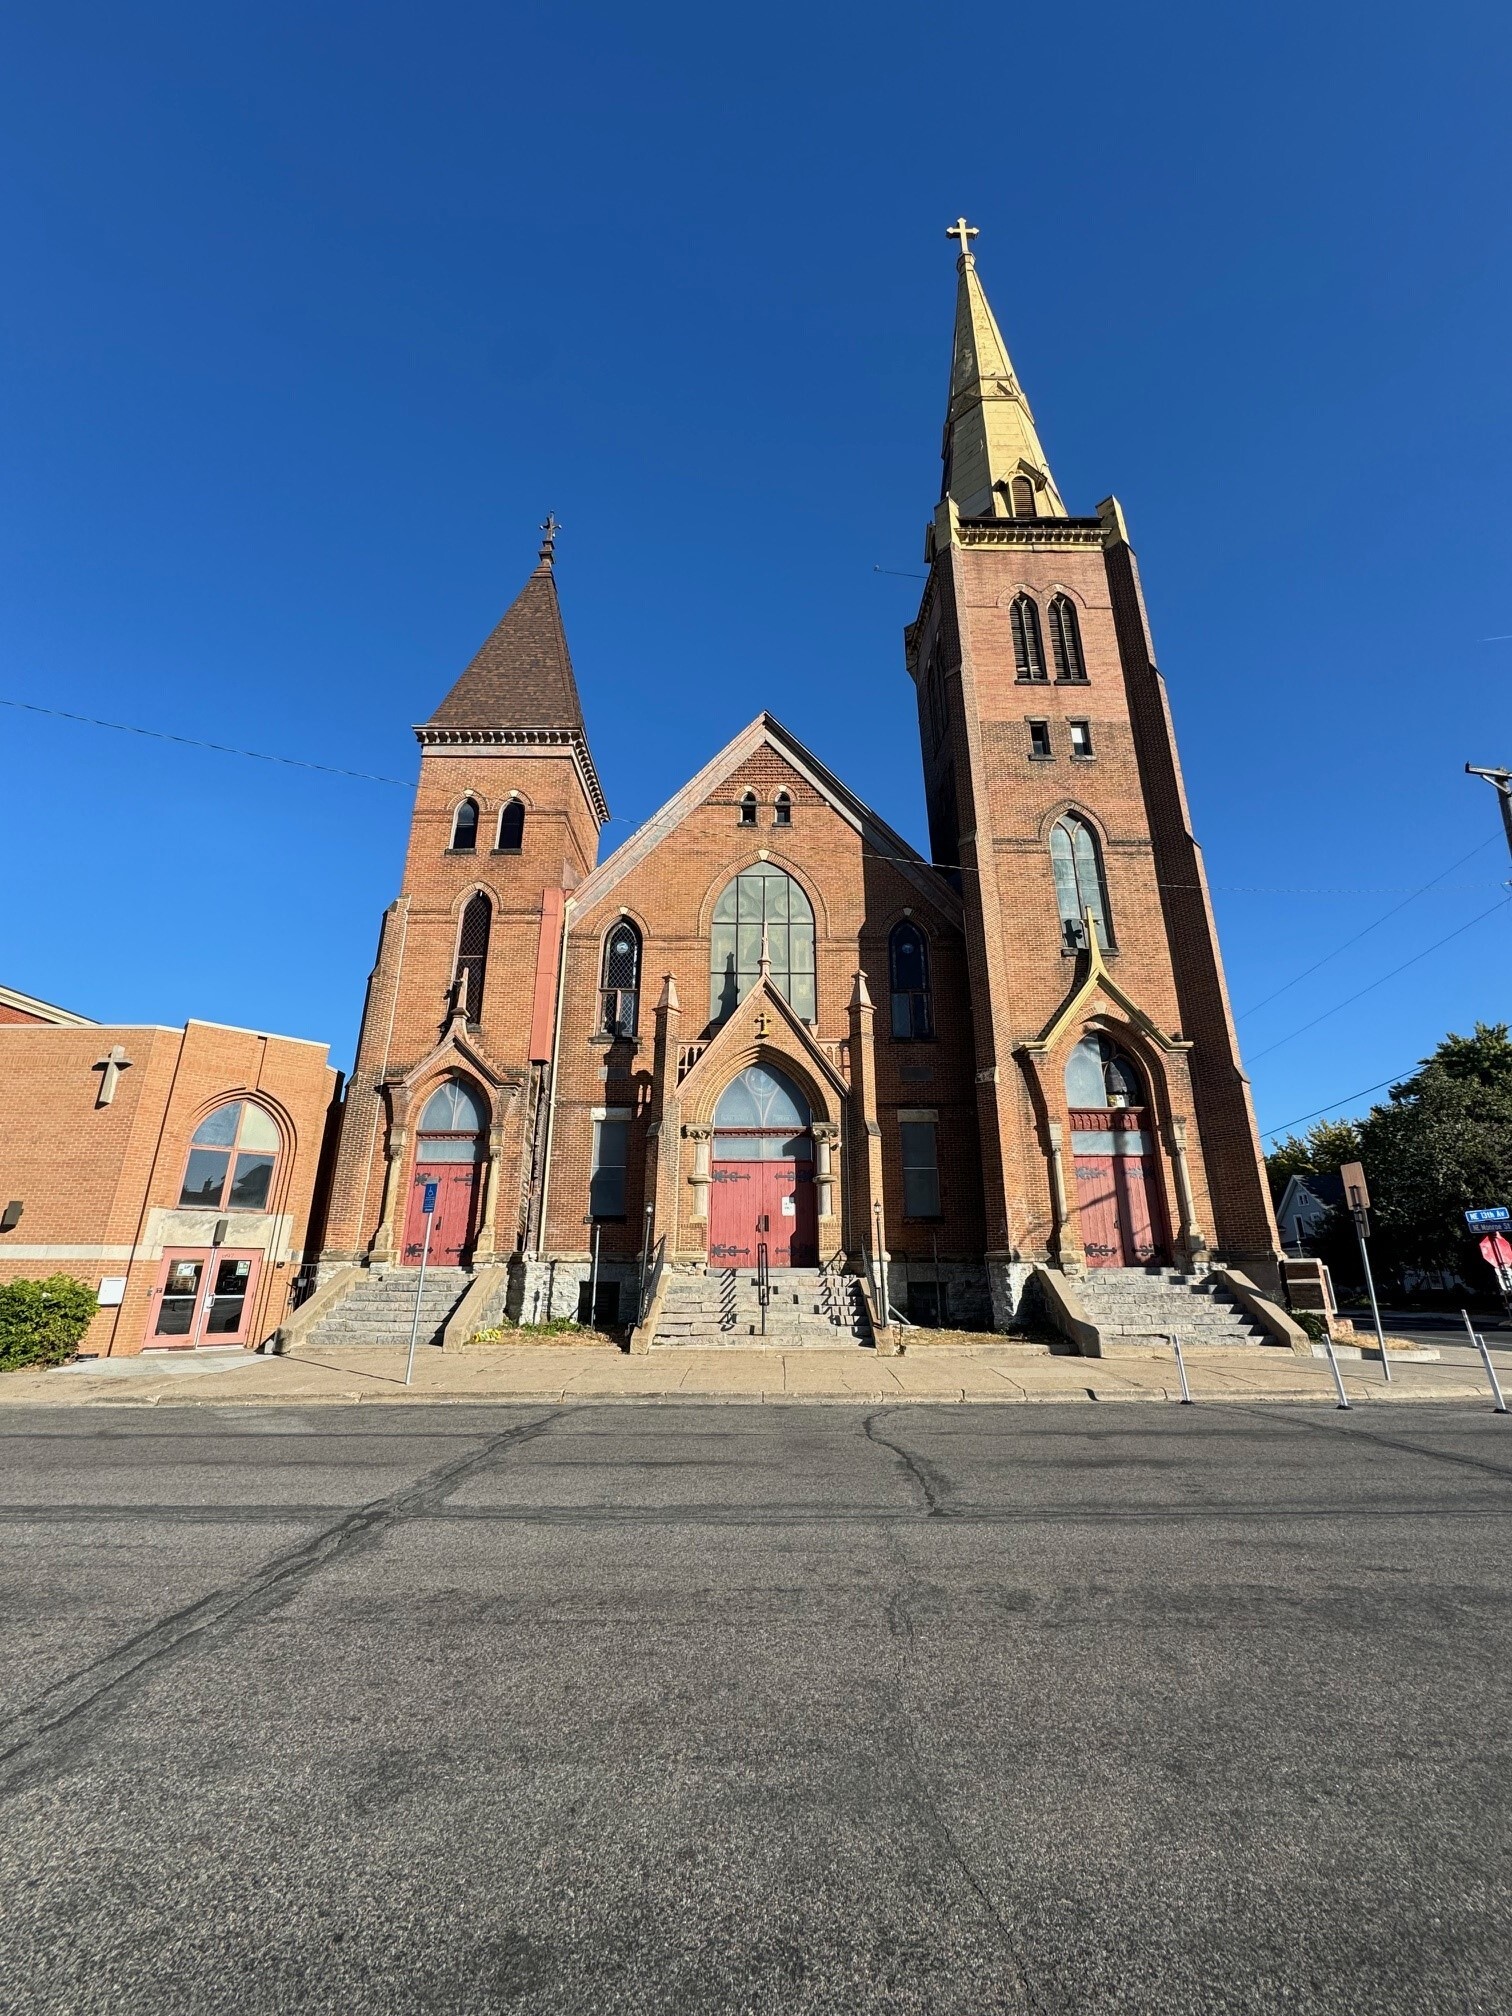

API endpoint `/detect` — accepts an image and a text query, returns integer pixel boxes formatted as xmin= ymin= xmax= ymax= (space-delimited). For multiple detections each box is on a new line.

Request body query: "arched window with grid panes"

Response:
xmin=1049 ymin=815 xmax=1112 ymax=951
xmin=599 ymin=920 xmax=641 ymax=1037
xmin=453 ymin=893 xmax=491 ymax=1021
xmin=1049 ymin=596 xmax=1087 ymax=683
xmin=710 ymin=864 xmax=816 ymax=1024
xmin=888 ymin=921 xmax=933 ymax=1040
xmin=1011 ymin=595 xmax=1046 ymax=681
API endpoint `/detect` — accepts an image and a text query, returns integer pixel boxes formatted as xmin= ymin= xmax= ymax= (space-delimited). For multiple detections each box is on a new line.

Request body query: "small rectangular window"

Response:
xmin=1069 ymin=719 xmax=1093 ymax=758
xmin=1028 ymin=720 xmax=1052 ymax=760
xmin=589 ymin=1117 xmax=630 ymax=1219
xmin=900 ymin=1120 xmax=941 ymax=1219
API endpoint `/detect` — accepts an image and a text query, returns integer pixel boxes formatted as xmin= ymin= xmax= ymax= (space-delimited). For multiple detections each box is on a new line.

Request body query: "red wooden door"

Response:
xmin=709 ymin=1160 xmax=817 ymax=1267
xmin=403 ymin=1163 xmax=478 ymax=1266
xmin=1069 ymin=1109 xmax=1166 ymax=1267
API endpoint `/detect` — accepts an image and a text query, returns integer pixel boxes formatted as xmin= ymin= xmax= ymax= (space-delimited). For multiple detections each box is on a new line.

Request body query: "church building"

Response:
xmin=308 ymin=228 xmax=1281 ymax=1349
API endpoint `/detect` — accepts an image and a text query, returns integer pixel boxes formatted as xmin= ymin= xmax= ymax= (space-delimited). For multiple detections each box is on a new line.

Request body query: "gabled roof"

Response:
xmin=424 ymin=548 xmax=585 ymax=734
xmin=0 ymin=983 xmax=96 ymax=1026
xmin=568 ymin=713 xmax=963 ymax=927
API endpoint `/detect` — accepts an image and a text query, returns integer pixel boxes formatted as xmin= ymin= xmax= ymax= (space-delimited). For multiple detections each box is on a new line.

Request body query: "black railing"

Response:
xmin=756 ymin=1241 xmax=770 ymax=1338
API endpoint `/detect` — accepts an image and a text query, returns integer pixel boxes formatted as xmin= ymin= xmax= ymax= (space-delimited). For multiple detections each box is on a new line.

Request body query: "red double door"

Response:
xmin=709 ymin=1159 xmax=818 ymax=1268
xmin=1069 ymin=1108 xmax=1167 ymax=1267
xmin=402 ymin=1162 xmax=479 ymax=1266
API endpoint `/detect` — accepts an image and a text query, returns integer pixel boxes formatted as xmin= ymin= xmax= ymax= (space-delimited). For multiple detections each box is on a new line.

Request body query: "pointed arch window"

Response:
xmin=710 ymin=863 xmax=816 ymax=1024
xmin=889 ymin=922 xmax=933 ymax=1040
xmin=1010 ymin=474 xmax=1037 ymax=519
xmin=417 ymin=1079 xmax=487 ymax=1161
xmin=739 ymin=790 xmax=758 ymax=826
xmin=600 ymin=920 xmax=641 ymax=1038
xmin=497 ymin=799 xmax=525 ymax=852
xmin=1049 ymin=815 xmax=1111 ymax=951
xmin=450 ymin=799 xmax=479 ymax=851
xmin=453 ymin=893 xmax=491 ymax=1022
xmin=773 ymin=791 xmax=792 ymax=827
xmin=1050 ymin=595 xmax=1087 ymax=683
xmin=1011 ymin=595 xmax=1046 ymax=682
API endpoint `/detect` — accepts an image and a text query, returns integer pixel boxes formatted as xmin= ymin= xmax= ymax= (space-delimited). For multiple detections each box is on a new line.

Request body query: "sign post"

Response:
xmin=1460 ymin=1307 xmax=1509 ymax=1414
xmin=405 ymin=1179 xmax=439 ymax=1387
xmin=1340 ymin=1161 xmax=1390 ymax=1381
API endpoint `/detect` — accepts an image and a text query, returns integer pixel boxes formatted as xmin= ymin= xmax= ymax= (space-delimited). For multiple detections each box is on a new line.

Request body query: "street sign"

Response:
xmin=1479 ymin=1233 xmax=1512 ymax=1272
xmin=1339 ymin=1161 xmax=1370 ymax=1209
xmin=1465 ymin=1206 xmax=1511 ymax=1227
xmin=422 ymin=1180 xmax=438 ymax=1215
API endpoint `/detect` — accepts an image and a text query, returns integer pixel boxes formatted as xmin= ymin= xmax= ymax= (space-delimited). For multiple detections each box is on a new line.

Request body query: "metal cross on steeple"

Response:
xmin=946 ymin=217 xmax=979 ymax=260
xmin=537 ymin=513 xmax=560 ymax=568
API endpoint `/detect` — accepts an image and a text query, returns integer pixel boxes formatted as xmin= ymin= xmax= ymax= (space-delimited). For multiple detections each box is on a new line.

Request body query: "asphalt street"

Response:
xmin=2 ymin=1400 xmax=1510 ymax=2015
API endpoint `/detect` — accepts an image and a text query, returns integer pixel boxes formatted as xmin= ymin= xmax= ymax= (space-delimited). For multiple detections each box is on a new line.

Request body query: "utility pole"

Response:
xmin=1465 ymin=764 xmax=1512 ymax=868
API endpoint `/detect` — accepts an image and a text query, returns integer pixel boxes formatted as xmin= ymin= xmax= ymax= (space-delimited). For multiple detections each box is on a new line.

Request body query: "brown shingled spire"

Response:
xmin=425 ymin=517 xmax=586 ymax=732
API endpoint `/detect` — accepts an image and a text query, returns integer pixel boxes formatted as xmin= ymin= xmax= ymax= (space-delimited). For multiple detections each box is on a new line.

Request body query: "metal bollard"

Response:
xmin=1171 ymin=1333 xmax=1193 ymax=1405
xmin=1461 ymin=1307 xmax=1509 ymax=1414
xmin=1319 ymin=1326 xmax=1351 ymax=1410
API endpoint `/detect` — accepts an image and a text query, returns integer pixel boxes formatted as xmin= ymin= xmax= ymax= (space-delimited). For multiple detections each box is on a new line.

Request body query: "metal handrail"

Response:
xmin=756 ymin=1241 xmax=770 ymax=1338
xmin=637 ymin=1232 xmax=666 ymax=1328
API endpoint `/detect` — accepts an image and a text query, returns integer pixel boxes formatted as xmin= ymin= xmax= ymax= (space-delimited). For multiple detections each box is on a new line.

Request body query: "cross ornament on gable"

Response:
xmin=93 ymin=1044 xmax=132 ymax=1108
xmin=946 ymin=216 xmax=979 ymax=259
xmin=752 ymin=1009 xmax=773 ymax=1039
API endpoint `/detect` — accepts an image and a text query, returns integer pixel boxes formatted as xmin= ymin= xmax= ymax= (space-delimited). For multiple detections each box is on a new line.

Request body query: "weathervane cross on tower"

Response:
xmin=946 ymin=217 xmax=979 ymax=259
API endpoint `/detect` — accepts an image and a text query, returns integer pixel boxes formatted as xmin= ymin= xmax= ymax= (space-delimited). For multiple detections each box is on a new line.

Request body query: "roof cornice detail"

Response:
xmin=412 ymin=724 xmax=609 ymax=826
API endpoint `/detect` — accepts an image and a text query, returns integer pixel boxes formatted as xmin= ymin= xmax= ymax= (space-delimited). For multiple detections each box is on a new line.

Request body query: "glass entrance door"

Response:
xmin=149 ymin=1249 xmax=261 ymax=1346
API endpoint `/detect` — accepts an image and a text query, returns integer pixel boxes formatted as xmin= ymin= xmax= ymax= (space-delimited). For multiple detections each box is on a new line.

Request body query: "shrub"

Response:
xmin=0 ymin=1275 xmax=100 ymax=1372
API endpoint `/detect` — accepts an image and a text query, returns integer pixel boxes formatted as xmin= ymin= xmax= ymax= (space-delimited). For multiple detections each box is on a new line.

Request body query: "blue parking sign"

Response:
xmin=422 ymin=1180 xmax=439 ymax=1215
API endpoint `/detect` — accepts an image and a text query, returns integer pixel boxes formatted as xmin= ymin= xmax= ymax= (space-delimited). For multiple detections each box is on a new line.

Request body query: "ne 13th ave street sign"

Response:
xmin=1466 ymin=1206 xmax=1511 ymax=1227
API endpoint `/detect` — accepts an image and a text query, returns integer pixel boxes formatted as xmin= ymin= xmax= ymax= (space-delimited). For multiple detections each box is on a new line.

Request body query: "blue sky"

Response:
xmin=3 ymin=0 xmax=1509 ymax=1142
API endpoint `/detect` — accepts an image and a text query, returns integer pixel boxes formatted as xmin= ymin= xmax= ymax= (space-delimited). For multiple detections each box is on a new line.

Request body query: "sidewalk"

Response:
xmin=2 ymin=1340 xmax=1506 ymax=1407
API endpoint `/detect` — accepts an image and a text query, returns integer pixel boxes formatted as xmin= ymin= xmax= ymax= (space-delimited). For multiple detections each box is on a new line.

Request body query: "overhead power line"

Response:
xmin=0 ymin=697 xmax=412 ymax=787
xmin=1246 ymin=894 xmax=1512 ymax=1064
xmin=1258 ymin=1066 xmax=1426 ymax=1140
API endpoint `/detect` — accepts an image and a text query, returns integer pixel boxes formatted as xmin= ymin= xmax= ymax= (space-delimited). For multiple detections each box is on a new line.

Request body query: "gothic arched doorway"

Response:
xmin=1065 ymin=1034 xmax=1168 ymax=1267
xmin=403 ymin=1079 xmax=486 ymax=1266
xmin=708 ymin=1063 xmax=817 ymax=1268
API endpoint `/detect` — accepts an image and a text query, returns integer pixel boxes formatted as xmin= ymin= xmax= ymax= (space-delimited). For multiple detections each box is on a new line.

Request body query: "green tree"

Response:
xmin=1358 ymin=1022 xmax=1512 ymax=1279
xmin=0 ymin=1274 xmax=99 ymax=1372
xmin=1265 ymin=1117 xmax=1362 ymax=1204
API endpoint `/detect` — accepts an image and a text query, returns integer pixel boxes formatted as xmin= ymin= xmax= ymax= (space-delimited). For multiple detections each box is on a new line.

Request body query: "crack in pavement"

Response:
xmin=0 ymin=1408 xmax=565 ymax=1799
xmin=862 ymin=1409 xmax=955 ymax=1516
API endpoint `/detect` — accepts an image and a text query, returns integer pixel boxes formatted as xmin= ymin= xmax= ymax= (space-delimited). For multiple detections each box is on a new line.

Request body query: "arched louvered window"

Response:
xmin=497 ymin=799 xmax=525 ymax=851
xmin=1050 ymin=596 xmax=1087 ymax=683
xmin=1049 ymin=816 xmax=1112 ymax=952
xmin=710 ymin=863 xmax=816 ymax=1024
xmin=600 ymin=920 xmax=641 ymax=1038
xmin=773 ymin=791 xmax=792 ymax=827
xmin=1011 ymin=595 xmax=1046 ymax=682
xmin=453 ymin=893 xmax=491 ymax=1021
xmin=1010 ymin=474 xmax=1037 ymax=519
xmin=739 ymin=790 xmax=758 ymax=826
xmin=889 ymin=922 xmax=933 ymax=1040
xmin=450 ymin=799 xmax=479 ymax=851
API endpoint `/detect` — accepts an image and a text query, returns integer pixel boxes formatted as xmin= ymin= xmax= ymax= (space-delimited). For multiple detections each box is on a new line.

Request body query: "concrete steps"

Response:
xmin=301 ymin=1267 xmax=474 ymax=1350
xmin=654 ymin=1268 xmax=870 ymax=1349
xmin=1072 ymin=1267 xmax=1272 ymax=1352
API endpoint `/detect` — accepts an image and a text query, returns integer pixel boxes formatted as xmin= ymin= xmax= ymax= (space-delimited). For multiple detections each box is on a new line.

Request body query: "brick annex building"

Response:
xmin=304 ymin=230 xmax=1282 ymax=1350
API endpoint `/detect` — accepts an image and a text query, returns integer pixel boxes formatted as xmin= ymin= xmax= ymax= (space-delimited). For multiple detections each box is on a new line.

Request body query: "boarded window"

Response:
xmin=900 ymin=1121 xmax=941 ymax=1218
xmin=1011 ymin=595 xmax=1046 ymax=681
xmin=1050 ymin=596 xmax=1087 ymax=682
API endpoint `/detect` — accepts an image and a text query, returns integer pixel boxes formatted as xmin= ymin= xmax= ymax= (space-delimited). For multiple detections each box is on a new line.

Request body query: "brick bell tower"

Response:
xmin=905 ymin=221 xmax=1280 ymax=1319
xmin=321 ymin=520 xmax=607 ymax=1273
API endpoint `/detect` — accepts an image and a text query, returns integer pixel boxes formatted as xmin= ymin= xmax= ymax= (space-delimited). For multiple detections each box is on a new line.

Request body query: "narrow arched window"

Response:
xmin=889 ymin=922 xmax=933 ymax=1040
xmin=450 ymin=799 xmax=479 ymax=851
xmin=773 ymin=791 xmax=792 ymax=827
xmin=1049 ymin=815 xmax=1112 ymax=952
xmin=1011 ymin=595 xmax=1046 ymax=681
xmin=739 ymin=790 xmax=758 ymax=826
xmin=1050 ymin=595 xmax=1087 ymax=682
xmin=1010 ymin=474 xmax=1037 ymax=519
xmin=600 ymin=920 xmax=641 ymax=1038
xmin=1065 ymin=1034 xmax=1145 ymax=1111
xmin=178 ymin=1101 xmax=281 ymax=1212
xmin=710 ymin=863 xmax=816 ymax=1023
xmin=497 ymin=800 xmax=525 ymax=851
xmin=453 ymin=893 xmax=491 ymax=1021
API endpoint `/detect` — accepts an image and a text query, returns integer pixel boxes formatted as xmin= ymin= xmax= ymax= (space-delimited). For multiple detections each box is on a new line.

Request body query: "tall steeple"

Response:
xmin=425 ymin=516 xmax=587 ymax=735
xmin=940 ymin=218 xmax=1066 ymax=522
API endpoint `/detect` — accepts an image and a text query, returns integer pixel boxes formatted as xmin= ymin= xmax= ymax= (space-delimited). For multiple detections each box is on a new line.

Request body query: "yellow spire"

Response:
xmin=941 ymin=219 xmax=1066 ymax=521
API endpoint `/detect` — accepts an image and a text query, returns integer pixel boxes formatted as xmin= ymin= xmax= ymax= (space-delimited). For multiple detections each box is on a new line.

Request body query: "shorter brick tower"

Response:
xmin=320 ymin=522 xmax=606 ymax=1281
